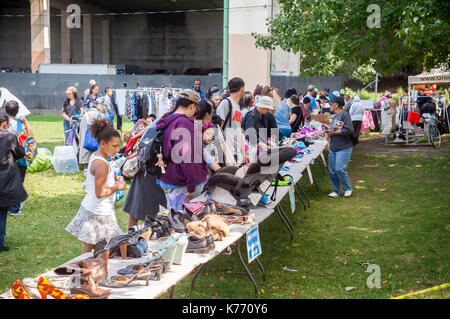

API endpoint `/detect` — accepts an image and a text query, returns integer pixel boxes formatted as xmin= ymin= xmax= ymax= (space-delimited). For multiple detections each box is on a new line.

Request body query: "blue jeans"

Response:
xmin=0 ymin=207 xmax=8 ymax=248
xmin=63 ymin=119 xmax=71 ymax=144
xmin=9 ymin=165 xmax=26 ymax=214
xmin=160 ymin=184 xmax=205 ymax=210
xmin=328 ymin=147 xmax=353 ymax=195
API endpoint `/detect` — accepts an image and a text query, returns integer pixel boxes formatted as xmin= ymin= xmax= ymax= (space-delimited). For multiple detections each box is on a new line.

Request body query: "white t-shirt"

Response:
xmin=81 ymin=154 xmax=116 ymax=216
xmin=9 ymin=119 xmax=18 ymax=136
xmin=216 ymin=97 xmax=243 ymax=160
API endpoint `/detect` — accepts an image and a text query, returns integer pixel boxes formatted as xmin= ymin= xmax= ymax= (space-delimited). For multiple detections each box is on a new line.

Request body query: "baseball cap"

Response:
xmin=65 ymin=86 xmax=77 ymax=94
xmin=89 ymin=79 xmax=96 ymax=85
xmin=177 ymin=89 xmax=200 ymax=104
xmin=256 ymin=96 xmax=275 ymax=109
xmin=329 ymin=96 xmax=345 ymax=107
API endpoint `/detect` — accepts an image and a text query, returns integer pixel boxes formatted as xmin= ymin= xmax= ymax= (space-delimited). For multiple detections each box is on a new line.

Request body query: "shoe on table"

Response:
xmin=344 ymin=190 xmax=352 ymax=197
xmin=186 ymin=236 xmax=210 ymax=254
xmin=328 ymin=192 xmax=340 ymax=198
xmin=0 ymin=246 xmax=9 ymax=252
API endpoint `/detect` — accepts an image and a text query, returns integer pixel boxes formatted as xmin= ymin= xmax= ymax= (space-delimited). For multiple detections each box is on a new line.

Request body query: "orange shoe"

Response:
xmin=70 ymin=294 xmax=90 ymax=299
xmin=37 ymin=276 xmax=71 ymax=299
xmin=11 ymin=280 xmax=39 ymax=299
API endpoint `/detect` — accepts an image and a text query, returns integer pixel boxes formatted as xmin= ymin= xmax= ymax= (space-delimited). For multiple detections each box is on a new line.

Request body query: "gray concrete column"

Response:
xmin=102 ymin=19 xmax=110 ymax=64
xmin=61 ymin=9 xmax=71 ymax=64
xmin=30 ymin=0 xmax=51 ymax=72
xmin=83 ymin=14 xmax=92 ymax=64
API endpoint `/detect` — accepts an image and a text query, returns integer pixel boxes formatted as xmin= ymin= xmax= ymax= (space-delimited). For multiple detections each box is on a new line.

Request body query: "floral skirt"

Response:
xmin=66 ymin=206 xmax=124 ymax=245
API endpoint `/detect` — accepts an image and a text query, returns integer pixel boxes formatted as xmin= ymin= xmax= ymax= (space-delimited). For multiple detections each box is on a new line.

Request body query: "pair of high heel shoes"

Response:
xmin=99 ymin=261 xmax=165 ymax=288
xmin=12 ymin=276 xmax=90 ymax=299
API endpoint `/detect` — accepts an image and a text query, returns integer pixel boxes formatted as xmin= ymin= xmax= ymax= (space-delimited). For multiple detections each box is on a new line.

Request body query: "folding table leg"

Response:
xmin=276 ymin=204 xmax=294 ymax=240
xmin=296 ymin=183 xmax=310 ymax=208
xmin=236 ymin=238 xmax=259 ymax=296
xmin=278 ymin=204 xmax=294 ymax=234
xmin=318 ymin=158 xmax=327 ymax=175
xmin=255 ymin=257 xmax=266 ymax=282
xmin=294 ymin=185 xmax=307 ymax=211
xmin=191 ymin=263 xmax=207 ymax=291
xmin=310 ymin=170 xmax=320 ymax=192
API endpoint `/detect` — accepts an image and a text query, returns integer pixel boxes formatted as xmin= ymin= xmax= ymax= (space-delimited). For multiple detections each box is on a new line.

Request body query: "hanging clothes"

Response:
xmin=361 ymin=109 xmax=375 ymax=134
xmin=115 ymin=90 xmax=127 ymax=116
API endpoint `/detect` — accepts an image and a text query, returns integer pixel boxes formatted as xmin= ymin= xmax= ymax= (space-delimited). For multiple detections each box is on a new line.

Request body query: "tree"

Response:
xmin=253 ymin=0 xmax=450 ymax=81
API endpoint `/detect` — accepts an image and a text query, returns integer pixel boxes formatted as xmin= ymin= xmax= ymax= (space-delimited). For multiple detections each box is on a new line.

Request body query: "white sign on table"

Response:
xmin=289 ymin=185 xmax=295 ymax=213
xmin=246 ymin=225 xmax=262 ymax=263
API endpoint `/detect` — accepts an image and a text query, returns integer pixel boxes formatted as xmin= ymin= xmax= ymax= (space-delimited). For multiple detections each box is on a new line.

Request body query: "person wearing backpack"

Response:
xmin=156 ymin=89 xmax=207 ymax=207
xmin=215 ymin=77 xmax=249 ymax=164
xmin=4 ymin=101 xmax=32 ymax=216
xmin=0 ymin=112 xmax=28 ymax=252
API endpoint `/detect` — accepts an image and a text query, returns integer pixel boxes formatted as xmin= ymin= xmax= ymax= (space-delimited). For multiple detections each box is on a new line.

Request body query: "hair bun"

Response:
xmin=90 ymin=118 xmax=112 ymax=139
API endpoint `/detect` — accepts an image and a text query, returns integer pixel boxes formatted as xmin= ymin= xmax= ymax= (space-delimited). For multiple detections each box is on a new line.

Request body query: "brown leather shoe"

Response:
xmin=70 ymin=277 xmax=112 ymax=299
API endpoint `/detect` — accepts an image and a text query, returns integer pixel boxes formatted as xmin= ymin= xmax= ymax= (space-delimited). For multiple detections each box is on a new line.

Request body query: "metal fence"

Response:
xmin=0 ymin=73 xmax=342 ymax=109
xmin=0 ymin=73 xmax=223 ymax=109
xmin=270 ymin=75 xmax=342 ymax=97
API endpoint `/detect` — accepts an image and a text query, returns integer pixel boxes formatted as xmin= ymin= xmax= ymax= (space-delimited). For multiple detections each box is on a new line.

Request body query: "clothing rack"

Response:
xmin=112 ymin=87 xmax=182 ymax=120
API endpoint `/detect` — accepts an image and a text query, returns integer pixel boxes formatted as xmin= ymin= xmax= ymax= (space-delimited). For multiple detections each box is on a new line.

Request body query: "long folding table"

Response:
xmin=0 ymin=140 xmax=328 ymax=299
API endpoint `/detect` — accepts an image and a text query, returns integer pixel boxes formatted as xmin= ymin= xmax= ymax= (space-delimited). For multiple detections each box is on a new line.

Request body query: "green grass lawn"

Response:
xmin=0 ymin=115 xmax=449 ymax=299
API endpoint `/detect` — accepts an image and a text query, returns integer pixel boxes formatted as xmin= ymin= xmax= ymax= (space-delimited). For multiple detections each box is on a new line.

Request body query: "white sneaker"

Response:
xmin=328 ymin=192 xmax=340 ymax=198
xmin=344 ymin=190 xmax=352 ymax=197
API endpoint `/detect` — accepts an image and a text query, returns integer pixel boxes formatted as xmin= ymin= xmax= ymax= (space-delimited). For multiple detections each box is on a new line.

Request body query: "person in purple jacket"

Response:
xmin=156 ymin=89 xmax=207 ymax=208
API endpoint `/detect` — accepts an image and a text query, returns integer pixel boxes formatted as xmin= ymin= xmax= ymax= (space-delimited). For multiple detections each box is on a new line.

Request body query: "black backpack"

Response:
xmin=137 ymin=126 xmax=166 ymax=176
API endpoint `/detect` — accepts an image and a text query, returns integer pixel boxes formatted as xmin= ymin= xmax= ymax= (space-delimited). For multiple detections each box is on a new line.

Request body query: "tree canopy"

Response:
xmin=253 ymin=0 xmax=450 ymax=82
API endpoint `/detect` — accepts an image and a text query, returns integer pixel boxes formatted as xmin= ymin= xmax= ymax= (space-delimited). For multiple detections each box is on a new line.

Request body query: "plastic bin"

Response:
xmin=52 ymin=146 xmax=79 ymax=174
xmin=407 ymin=111 xmax=421 ymax=124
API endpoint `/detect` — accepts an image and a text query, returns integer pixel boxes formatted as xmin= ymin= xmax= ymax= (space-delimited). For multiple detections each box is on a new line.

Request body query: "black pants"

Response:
xmin=371 ymin=110 xmax=381 ymax=132
xmin=352 ymin=121 xmax=362 ymax=143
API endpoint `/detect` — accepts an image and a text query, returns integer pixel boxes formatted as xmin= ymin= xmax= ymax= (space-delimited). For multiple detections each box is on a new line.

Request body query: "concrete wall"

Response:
xmin=270 ymin=75 xmax=342 ymax=98
xmin=0 ymin=8 xmax=223 ymax=74
xmin=0 ymin=72 xmax=222 ymax=109
xmin=228 ymin=0 xmax=272 ymax=92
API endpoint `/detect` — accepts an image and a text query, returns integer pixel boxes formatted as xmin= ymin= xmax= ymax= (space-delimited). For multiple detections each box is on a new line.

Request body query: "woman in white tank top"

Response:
xmin=66 ymin=118 xmax=126 ymax=254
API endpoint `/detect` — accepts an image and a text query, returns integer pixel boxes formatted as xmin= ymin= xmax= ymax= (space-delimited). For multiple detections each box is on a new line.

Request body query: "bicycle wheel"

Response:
xmin=430 ymin=125 xmax=441 ymax=149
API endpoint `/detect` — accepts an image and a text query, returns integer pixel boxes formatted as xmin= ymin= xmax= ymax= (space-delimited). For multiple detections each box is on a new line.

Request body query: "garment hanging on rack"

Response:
xmin=115 ymin=90 xmax=127 ymax=116
xmin=361 ymin=109 xmax=375 ymax=134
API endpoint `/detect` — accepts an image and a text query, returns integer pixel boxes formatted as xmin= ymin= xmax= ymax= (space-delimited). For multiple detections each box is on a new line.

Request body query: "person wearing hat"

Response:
xmin=349 ymin=95 xmax=364 ymax=143
xmin=156 ymin=89 xmax=207 ymax=207
xmin=62 ymin=86 xmax=85 ymax=144
xmin=242 ymin=96 xmax=278 ymax=162
xmin=326 ymin=96 xmax=354 ymax=198
xmin=83 ymin=79 xmax=96 ymax=102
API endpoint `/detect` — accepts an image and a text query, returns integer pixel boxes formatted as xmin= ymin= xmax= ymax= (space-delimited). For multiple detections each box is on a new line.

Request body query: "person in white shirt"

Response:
xmin=348 ymin=95 xmax=364 ymax=143
xmin=66 ymin=118 xmax=126 ymax=254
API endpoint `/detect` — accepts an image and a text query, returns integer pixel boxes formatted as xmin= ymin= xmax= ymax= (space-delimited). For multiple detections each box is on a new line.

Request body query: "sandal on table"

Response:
xmin=98 ymin=274 xmax=139 ymax=288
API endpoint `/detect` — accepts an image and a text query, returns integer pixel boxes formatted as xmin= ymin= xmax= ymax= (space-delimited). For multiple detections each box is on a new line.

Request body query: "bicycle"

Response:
xmin=422 ymin=113 xmax=441 ymax=149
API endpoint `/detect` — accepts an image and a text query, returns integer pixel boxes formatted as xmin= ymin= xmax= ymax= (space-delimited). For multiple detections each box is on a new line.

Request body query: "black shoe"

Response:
xmin=205 ymin=234 xmax=215 ymax=250
xmin=0 ymin=246 xmax=9 ymax=252
xmin=168 ymin=209 xmax=189 ymax=233
xmin=186 ymin=236 xmax=210 ymax=254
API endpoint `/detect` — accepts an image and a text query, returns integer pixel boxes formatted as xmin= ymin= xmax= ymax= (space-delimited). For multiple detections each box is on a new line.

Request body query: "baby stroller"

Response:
xmin=65 ymin=115 xmax=82 ymax=157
